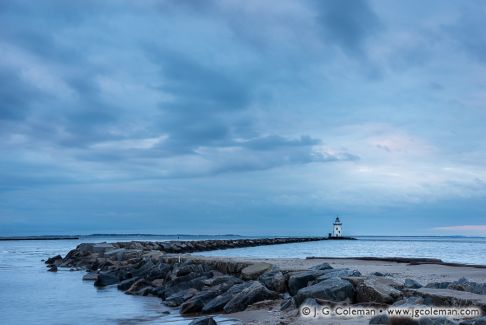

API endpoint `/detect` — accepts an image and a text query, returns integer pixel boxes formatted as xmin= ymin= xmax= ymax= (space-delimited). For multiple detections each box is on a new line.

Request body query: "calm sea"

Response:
xmin=1 ymin=235 xmax=485 ymax=324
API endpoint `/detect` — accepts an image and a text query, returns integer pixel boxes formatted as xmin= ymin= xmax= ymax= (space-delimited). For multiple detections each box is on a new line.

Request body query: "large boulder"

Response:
xmin=163 ymin=273 xmax=213 ymax=298
xmin=315 ymin=268 xmax=361 ymax=282
xmin=354 ymin=276 xmax=403 ymax=304
xmin=241 ymin=262 xmax=273 ymax=280
xmin=117 ymin=277 xmax=140 ymax=291
xmin=288 ymin=270 xmax=325 ymax=295
xmin=202 ymin=282 xmax=252 ymax=314
xmin=293 ymin=277 xmax=355 ymax=306
xmin=94 ymin=270 xmax=123 ymax=287
xmin=259 ymin=269 xmax=287 ymax=293
xmin=223 ymin=281 xmax=280 ymax=313
xmin=404 ymin=278 xmax=423 ymax=289
xmin=176 ymin=263 xmax=211 ymax=277
xmin=82 ymin=272 xmax=99 ymax=281
xmin=180 ymin=289 xmax=223 ymax=314
xmin=415 ymin=288 xmax=486 ymax=311
xmin=310 ymin=263 xmax=333 ymax=271
xmin=447 ymin=278 xmax=486 ymax=295
xmin=165 ymin=288 xmax=199 ymax=307
xmin=202 ymin=275 xmax=242 ymax=287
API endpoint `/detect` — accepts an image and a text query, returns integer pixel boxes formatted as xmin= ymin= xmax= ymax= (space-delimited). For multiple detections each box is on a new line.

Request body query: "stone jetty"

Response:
xmin=46 ymin=239 xmax=486 ymax=324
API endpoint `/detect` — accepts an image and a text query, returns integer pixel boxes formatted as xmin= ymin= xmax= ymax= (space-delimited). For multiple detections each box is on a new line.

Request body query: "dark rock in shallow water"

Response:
xmin=294 ymin=277 xmax=355 ymax=306
xmin=48 ymin=265 xmax=58 ymax=272
xmin=163 ymin=273 xmax=213 ymax=298
xmin=181 ymin=289 xmax=223 ymax=314
xmin=82 ymin=272 xmax=99 ymax=281
xmin=117 ymin=277 xmax=140 ymax=291
xmin=404 ymin=278 xmax=423 ymax=289
xmin=188 ymin=316 xmax=217 ymax=325
xmin=369 ymin=314 xmax=390 ymax=324
xmin=288 ymin=270 xmax=325 ymax=295
xmin=259 ymin=269 xmax=287 ymax=293
xmin=94 ymin=270 xmax=122 ymax=287
xmin=223 ymin=281 xmax=280 ymax=313
xmin=164 ymin=288 xmax=198 ymax=307
xmin=45 ymin=255 xmax=62 ymax=265
xmin=202 ymin=282 xmax=252 ymax=314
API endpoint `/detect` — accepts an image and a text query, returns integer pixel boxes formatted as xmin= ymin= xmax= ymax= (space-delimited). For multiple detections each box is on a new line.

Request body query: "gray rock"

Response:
xmin=288 ymin=270 xmax=325 ymax=295
xmin=188 ymin=316 xmax=217 ymax=325
xmin=181 ymin=289 xmax=223 ymax=314
xmin=369 ymin=314 xmax=390 ymax=324
xmin=223 ymin=281 xmax=280 ymax=313
xmin=45 ymin=255 xmax=62 ymax=265
xmin=202 ymin=275 xmax=242 ymax=287
xmin=94 ymin=270 xmax=122 ymax=287
xmin=426 ymin=282 xmax=452 ymax=289
xmin=82 ymin=272 xmax=99 ymax=281
xmin=259 ymin=269 xmax=287 ymax=293
xmin=241 ymin=262 xmax=273 ymax=280
xmin=165 ymin=288 xmax=198 ymax=307
xmin=176 ymin=263 xmax=211 ymax=277
xmin=404 ymin=278 xmax=423 ymax=289
xmin=415 ymin=288 xmax=486 ymax=311
xmin=163 ymin=273 xmax=213 ymax=298
xmin=280 ymin=297 xmax=296 ymax=311
xmin=202 ymin=282 xmax=252 ymax=313
xmin=311 ymin=263 xmax=333 ymax=271
xmin=418 ymin=317 xmax=457 ymax=325
xmin=459 ymin=317 xmax=486 ymax=325
xmin=117 ymin=277 xmax=141 ymax=291
xmin=355 ymin=276 xmax=403 ymax=304
xmin=294 ymin=277 xmax=355 ymax=306
xmin=315 ymin=268 xmax=362 ymax=281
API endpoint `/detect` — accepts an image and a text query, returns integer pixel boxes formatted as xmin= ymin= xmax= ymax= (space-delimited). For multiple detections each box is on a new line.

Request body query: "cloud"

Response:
xmin=311 ymin=0 xmax=382 ymax=57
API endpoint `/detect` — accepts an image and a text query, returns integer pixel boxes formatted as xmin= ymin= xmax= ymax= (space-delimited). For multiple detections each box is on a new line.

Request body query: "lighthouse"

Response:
xmin=332 ymin=217 xmax=343 ymax=237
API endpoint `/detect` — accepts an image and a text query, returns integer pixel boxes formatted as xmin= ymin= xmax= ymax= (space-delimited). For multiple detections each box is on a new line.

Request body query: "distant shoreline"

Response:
xmin=0 ymin=236 xmax=80 ymax=241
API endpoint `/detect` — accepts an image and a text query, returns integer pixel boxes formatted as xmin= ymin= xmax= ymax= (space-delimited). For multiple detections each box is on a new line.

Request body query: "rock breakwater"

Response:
xmin=46 ymin=240 xmax=486 ymax=324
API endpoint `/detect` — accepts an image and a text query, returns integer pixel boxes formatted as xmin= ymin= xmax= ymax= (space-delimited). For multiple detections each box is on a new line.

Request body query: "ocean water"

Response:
xmin=1 ymin=235 xmax=485 ymax=324
xmin=194 ymin=236 xmax=486 ymax=265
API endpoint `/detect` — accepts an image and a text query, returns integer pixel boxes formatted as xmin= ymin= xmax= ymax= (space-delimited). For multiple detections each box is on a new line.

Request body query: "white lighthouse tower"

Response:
xmin=332 ymin=217 xmax=343 ymax=237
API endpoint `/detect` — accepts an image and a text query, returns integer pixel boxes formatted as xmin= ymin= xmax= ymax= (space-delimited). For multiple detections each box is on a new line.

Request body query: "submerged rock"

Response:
xmin=189 ymin=316 xmax=217 ymax=325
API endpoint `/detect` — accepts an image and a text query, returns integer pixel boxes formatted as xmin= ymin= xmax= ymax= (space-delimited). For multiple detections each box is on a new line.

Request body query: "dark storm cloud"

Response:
xmin=0 ymin=66 xmax=45 ymax=121
xmin=311 ymin=0 xmax=382 ymax=56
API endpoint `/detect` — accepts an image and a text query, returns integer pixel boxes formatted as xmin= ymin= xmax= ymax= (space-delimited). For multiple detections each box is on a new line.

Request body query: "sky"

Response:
xmin=1 ymin=0 xmax=486 ymax=236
